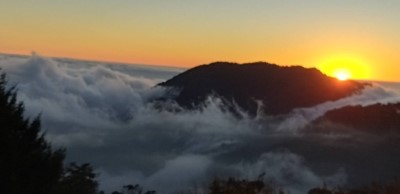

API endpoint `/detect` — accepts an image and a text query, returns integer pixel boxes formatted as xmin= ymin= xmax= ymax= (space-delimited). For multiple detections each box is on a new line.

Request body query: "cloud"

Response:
xmin=276 ymin=84 xmax=400 ymax=132
xmin=233 ymin=151 xmax=347 ymax=194
xmin=146 ymin=154 xmax=212 ymax=193
xmin=0 ymin=54 xmax=177 ymax=144
xmin=1 ymin=53 xmax=400 ymax=193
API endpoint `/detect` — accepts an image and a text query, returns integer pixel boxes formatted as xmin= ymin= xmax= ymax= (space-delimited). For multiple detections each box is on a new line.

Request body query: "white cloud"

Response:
xmin=146 ymin=154 xmax=212 ymax=193
xmin=1 ymin=53 xmax=400 ymax=193
xmin=277 ymin=84 xmax=400 ymax=132
xmin=233 ymin=151 xmax=347 ymax=194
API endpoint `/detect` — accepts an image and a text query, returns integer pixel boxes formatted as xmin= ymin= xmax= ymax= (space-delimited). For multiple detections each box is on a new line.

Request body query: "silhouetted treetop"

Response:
xmin=54 ymin=162 xmax=99 ymax=194
xmin=0 ymin=71 xmax=65 ymax=194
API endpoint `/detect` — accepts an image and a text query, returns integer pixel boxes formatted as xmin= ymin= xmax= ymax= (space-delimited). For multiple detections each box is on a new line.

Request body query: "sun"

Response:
xmin=334 ymin=69 xmax=351 ymax=81
xmin=317 ymin=55 xmax=370 ymax=81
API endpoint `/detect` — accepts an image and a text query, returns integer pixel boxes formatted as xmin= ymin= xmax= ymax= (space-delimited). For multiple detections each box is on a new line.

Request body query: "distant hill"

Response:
xmin=158 ymin=62 xmax=368 ymax=115
xmin=310 ymin=103 xmax=400 ymax=134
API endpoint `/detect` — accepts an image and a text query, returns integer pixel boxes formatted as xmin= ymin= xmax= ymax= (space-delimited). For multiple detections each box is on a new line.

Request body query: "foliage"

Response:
xmin=54 ymin=162 xmax=99 ymax=194
xmin=209 ymin=176 xmax=284 ymax=194
xmin=308 ymin=187 xmax=334 ymax=194
xmin=0 ymin=71 xmax=65 ymax=194
xmin=111 ymin=183 xmax=157 ymax=194
xmin=308 ymin=180 xmax=400 ymax=194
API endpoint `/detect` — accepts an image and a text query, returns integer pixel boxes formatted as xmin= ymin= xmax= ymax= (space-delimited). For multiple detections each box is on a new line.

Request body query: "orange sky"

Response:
xmin=1 ymin=1 xmax=400 ymax=81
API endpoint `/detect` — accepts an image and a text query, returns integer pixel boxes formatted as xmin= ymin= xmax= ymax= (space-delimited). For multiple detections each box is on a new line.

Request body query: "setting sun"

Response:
xmin=334 ymin=68 xmax=351 ymax=81
xmin=317 ymin=55 xmax=369 ymax=81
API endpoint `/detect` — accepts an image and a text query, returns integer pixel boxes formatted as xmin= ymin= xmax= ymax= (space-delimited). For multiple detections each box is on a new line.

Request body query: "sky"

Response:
xmin=1 ymin=0 xmax=400 ymax=81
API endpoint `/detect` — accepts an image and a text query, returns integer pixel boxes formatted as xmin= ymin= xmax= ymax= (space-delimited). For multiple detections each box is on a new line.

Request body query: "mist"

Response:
xmin=1 ymin=53 xmax=400 ymax=194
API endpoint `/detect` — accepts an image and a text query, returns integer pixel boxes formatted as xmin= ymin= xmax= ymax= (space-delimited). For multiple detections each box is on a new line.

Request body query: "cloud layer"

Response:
xmin=1 ymin=54 xmax=400 ymax=194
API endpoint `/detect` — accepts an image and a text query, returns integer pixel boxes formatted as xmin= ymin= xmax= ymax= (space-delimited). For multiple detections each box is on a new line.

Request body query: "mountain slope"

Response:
xmin=159 ymin=62 xmax=368 ymax=115
xmin=310 ymin=103 xmax=400 ymax=134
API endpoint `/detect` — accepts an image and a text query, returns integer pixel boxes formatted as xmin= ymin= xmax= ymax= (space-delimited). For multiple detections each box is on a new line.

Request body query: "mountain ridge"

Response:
xmin=309 ymin=103 xmax=400 ymax=134
xmin=158 ymin=61 xmax=368 ymax=115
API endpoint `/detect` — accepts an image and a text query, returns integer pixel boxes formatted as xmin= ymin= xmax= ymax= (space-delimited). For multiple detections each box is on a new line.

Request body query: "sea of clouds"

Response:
xmin=1 ymin=53 xmax=400 ymax=194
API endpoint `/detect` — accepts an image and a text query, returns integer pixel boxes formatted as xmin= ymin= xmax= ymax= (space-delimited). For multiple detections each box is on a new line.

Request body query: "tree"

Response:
xmin=0 ymin=71 xmax=65 ymax=194
xmin=209 ymin=176 xmax=277 ymax=194
xmin=111 ymin=183 xmax=156 ymax=194
xmin=123 ymin=184 xmax=142 ymax=194
xmin=55 ymin=162 xmax=99 ymax=194
xmin=308 ymin=188 xmax=333 ymax=194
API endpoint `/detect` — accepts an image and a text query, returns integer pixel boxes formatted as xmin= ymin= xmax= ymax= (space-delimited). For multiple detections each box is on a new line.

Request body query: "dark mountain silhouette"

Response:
xmin=310 ymin=103 xmax=400 ymax=134
xmin=159 ymin=62 xmax=368 ymax=115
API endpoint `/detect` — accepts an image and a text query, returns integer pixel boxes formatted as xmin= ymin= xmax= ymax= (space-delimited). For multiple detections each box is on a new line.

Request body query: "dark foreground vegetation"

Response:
xmin=1 ymin=70 xmax=399 ymax=194
xmin=109 ymin=177 xmax=400 ymax=194
xmin=0 ymin=71 xmax=97 ymax=194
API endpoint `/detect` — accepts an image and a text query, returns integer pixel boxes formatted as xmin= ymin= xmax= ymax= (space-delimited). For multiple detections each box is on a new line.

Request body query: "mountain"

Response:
xmin=158 ymin=62 xmax=368 ymax=115
xmin=310 ymin=103 xmax=400 ymax=134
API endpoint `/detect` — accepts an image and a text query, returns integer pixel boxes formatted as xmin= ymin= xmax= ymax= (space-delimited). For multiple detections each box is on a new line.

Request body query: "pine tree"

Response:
xmin=0 ymin=71 xmax=65 ymax=194
xmin=55 ymin=163 xmax=99 ymax=194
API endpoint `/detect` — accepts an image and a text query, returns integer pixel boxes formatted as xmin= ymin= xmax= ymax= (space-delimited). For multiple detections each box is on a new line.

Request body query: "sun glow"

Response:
xmin=334 ymin=69 xmax=351 ymax=81
xmin=317 ymin=55 xmax=369 ymax=80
